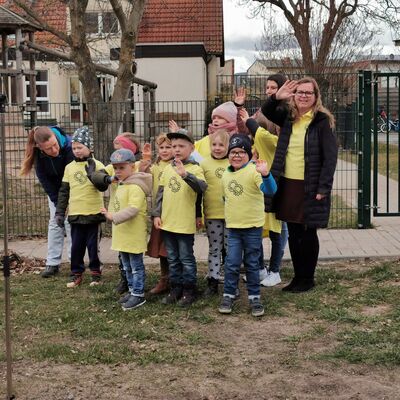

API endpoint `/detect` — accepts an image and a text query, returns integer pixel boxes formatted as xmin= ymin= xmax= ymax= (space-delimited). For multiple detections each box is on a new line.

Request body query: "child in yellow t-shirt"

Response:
xmin=55 ymin=126 xmax=105 ymax=288
xmin=200 ymin=129 xmax=230 ymax=296
xmin=88 ymin=132 xmax=149 ymax=295
xmin=152 ymin=130 xmax=207 ymax=307
xmin=219 ymin=134 xmax=277 ymax=317
xmin=101 ymin=149 xmax=152 ymax=310
xmin=146 ymin=133 xmax=173 ymax=295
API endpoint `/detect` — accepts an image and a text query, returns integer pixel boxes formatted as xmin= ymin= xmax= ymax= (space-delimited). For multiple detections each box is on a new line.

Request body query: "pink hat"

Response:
xmin=212 ymin=101 xmax=237 ymax=124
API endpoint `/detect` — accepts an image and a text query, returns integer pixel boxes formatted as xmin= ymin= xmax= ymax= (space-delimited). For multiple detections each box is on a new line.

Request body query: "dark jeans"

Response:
xmin=269 ymin=222 xmax=288 ymax=273
xmin=287 ymin=222 xmax=319 ymax=280
xmin=224 ymin=227 xmax=263 ymax=299
xmin=70 ymin=223 xmax=101 ymax=275
xmin=258 ymin=222 xmax=288 ymax=273
xmin=162 ymin=230 xmax=197 ymax=287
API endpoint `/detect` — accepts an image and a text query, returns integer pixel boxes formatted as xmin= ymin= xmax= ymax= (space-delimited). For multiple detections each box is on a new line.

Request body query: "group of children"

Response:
xmin=54 ymin=74 xmax=289 ymax=317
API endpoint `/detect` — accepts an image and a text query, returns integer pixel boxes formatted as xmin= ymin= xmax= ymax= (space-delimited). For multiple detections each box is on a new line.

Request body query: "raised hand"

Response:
xmin=234 ymin=86 xmax=246 ymax=106
xmin=142 ymin=142 xmax=152 ymax=161
xmin=173 ymin=158 xmax=187 ymax=177
xmin=239 ymin=107 xmax=250 ymax=122
xmin=275 ymin=80 xmax=298 ymax=101
xmin=85 ymin=157 xmax=96 ymax=177
xmin=255 ymin=159 xmax=270 ymax=176
xmin=169 ymin=120 xmax=181 ymax=132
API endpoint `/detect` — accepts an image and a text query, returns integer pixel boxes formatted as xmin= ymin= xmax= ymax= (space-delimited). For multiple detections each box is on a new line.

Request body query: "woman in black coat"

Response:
xmin=261 ymin=77 xmax=338 ymax=292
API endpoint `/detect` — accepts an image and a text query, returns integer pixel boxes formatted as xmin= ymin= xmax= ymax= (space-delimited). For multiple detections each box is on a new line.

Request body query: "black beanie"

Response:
xmin=266 ymin=73 xmax=287 ymax=89
xmin=228 ymin=134 xmax=252 ymax=160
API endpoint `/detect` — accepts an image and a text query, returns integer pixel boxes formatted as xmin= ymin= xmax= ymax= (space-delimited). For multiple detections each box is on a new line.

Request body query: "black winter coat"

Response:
xmin=261 ymin=95 xmax=338 ymax=228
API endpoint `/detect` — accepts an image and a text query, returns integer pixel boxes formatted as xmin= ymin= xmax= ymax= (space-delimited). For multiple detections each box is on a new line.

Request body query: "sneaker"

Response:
xmin=89 ymin=274 xmax=102 ymax=287
xmin=41 ymin=265 xmax=59 ymax=278
xmin=118 ymin=293 xmax=132 ymax=304
xmin=66 ymin=274 xmax=83 ymax=288
xmin=260 ymin=272 xmax=282 ymax=287
xmin=122 ymin=296 xmax=146 ymax=311
xmin=250 ymin=298 xmax=264 ymax=317
xmin=218 ymin=296 xmax=234 ymax=314
xmin=178 ymin=289 xmax=197 ymax=307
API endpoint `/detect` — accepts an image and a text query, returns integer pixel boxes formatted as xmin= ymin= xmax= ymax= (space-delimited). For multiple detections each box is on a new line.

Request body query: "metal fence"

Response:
xmin=0 ymin=74 xmax=361 ymax=236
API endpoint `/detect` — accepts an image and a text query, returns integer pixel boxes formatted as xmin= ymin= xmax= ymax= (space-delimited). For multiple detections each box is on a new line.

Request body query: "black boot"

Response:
xmin=290 ymin=278 xmax=315 ymax=293
xmin=282 ymin=277 xmax=300 ymax=292
xmin=204 ymin=277 xmax=219 ymax=297
xmin=41 ymin=265 xmax=59 ymax=278
xmin=178 ymin=284 xmax=198 ymax=307
xmin=161 ymin=284 xmax=183 ymax=305
xmin=115 ymin=267 xmax=129 ymax=295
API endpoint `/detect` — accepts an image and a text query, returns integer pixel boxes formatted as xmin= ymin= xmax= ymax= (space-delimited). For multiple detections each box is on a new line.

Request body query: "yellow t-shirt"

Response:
xmin=194 ymin=135 xmax=211 ymax=158
xmin=62 ymin=159 xmax=105 ymax=215
xmin=254 ymin=127 xmax=281 ymax=235
xmin=160 ymin=162 xmax=205 ymax=234
xmin=222 ymin=162 xmax=265 ymax=229
xmin=284 ymin=111 xmax=313 ymax=180
xmin=200 ymin=156 xmax=229 ymax=219
xmin=105 ymin=161 xmax=141 ymax=212
xmin=150 ymin=160 xmax=170 ymax=205
xmin=111 ymin=184 xmax=147 ymax=254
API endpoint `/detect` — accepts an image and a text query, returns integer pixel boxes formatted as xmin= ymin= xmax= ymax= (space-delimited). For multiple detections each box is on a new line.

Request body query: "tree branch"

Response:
xmin=13 ymin=0 xmax=71 ymax=45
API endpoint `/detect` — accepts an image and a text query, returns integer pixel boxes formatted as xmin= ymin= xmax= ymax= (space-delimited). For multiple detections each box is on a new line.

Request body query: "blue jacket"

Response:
xmin=34 ymin=127 xmax=74 ymax=205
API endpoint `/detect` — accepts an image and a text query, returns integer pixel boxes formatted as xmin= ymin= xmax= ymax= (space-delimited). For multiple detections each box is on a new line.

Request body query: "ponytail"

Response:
xmin=20 ymin=126 xmax=54 ymax=176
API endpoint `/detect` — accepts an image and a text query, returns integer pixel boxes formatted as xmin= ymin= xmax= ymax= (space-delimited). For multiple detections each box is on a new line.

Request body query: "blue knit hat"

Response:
xmin=72 ymin=126 xmax=93 ymax=151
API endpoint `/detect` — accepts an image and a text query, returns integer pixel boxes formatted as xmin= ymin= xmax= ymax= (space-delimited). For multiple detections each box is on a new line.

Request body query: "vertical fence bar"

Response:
xmin=0 ymin=95 xmax=15 ymax=399
xmin=358 ymin=70 xmax=372 ymax=228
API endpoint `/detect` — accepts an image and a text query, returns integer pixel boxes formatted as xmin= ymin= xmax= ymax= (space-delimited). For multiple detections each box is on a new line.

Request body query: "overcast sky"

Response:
xmin=223 ymin=0 xmax=400 ymax=73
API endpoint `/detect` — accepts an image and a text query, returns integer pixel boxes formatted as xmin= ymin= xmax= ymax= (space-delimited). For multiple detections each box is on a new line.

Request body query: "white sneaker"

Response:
xmin=260 ymin=272 xmax=282 ymax=287
xmin=243 ymin=268 xmax=268 ymax=283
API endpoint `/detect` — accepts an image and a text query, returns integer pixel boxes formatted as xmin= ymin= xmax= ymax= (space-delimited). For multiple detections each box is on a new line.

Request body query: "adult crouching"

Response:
xmin=20 ymin=126 xmax=74 ymax=277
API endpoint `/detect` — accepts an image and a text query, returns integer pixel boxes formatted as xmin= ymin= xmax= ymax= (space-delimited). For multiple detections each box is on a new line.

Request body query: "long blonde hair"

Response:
xmin=290 ymin=77 xmax=335 ymax=128
xmin=20 ymin=126 xmax=54 ymax=176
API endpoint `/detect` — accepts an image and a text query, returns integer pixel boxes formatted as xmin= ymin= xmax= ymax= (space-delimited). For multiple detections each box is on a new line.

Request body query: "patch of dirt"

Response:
xmin=359 ymin=304 xmax=392 ymax=317
xmin=1 ymin=315 xmax=399 ymax=399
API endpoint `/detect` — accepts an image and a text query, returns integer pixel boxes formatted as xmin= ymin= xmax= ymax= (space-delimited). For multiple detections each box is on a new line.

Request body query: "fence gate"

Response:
xmin=371 ymin=72 xmax=400 ymax=217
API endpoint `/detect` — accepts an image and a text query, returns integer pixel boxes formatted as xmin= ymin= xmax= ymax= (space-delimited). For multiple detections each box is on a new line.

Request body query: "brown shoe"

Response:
xmin=150 ymin=276 xmax=169 ymax=295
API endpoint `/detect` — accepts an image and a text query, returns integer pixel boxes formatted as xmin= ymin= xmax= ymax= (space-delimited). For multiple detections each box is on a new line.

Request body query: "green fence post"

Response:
xmin=357 ymin=70 xmax=372 ymax=228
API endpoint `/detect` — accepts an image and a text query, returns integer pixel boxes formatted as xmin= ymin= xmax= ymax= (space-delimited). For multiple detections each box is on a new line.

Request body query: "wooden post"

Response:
xmin=1 ymin=33 xmax=8 ymax=98
xmin=28 ymin=31 xmax=37 ymax=127
xmin=15 ymin=28 xmax=24 ymax=104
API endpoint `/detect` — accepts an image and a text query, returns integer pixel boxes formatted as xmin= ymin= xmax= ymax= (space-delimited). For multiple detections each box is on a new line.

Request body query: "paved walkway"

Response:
xmin=5 ymin=216 xmax=400 ymax=264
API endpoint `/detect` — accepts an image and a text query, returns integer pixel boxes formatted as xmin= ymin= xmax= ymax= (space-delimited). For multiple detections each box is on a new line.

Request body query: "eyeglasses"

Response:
xmin=295 ymin=91 xmax=315 ymax=97
xmin=229 ymin=150 xmax=247 ymax=158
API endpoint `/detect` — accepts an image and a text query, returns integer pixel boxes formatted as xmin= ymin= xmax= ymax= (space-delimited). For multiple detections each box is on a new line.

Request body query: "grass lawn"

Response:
xmin=1 ymin=259 xmax=400 ymax=399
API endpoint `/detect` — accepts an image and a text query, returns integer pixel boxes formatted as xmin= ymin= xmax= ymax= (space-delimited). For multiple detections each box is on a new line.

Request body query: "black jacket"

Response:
xmin=261 ymin=95 xmax=338 ymax=228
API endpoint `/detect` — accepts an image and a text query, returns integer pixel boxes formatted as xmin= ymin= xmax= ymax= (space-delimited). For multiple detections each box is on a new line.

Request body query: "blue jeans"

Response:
xmin=224 ymin=227 xmax=263 ymax=299
xmin=47 ymin=197 xmax=71 ymax=266
xmin=162 ymin=231 xmax=197 ymax=287
xmin=120 ymin=252 xmax=145 ymax=297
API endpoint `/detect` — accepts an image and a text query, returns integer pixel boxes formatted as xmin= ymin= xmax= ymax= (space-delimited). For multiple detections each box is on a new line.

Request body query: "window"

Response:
xmin=85 ymin=12 xmax=119 ymax=35
xmin=25 ymin=70 xmax=49 ymax=113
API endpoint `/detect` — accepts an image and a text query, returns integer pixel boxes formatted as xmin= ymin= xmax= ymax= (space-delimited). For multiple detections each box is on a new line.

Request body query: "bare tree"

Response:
xmin=242 ymin=0 xmax=399 ymax=74
xmin=9 ymin=0 xmax=150 ymax=155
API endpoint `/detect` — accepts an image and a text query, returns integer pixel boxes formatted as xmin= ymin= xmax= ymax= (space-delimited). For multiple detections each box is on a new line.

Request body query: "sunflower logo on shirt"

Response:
xmin=74 ymin=171 xmax=87 ymax=185
xmin=227 ymin=180 xmax=243 ymax=196
xmin=168 ymin=176 xmax=181 ymax=193
xmin=113 ymin=196 xmax=121 ymax=212
xmin=215 ymin=167 xmax=225 ymax=179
